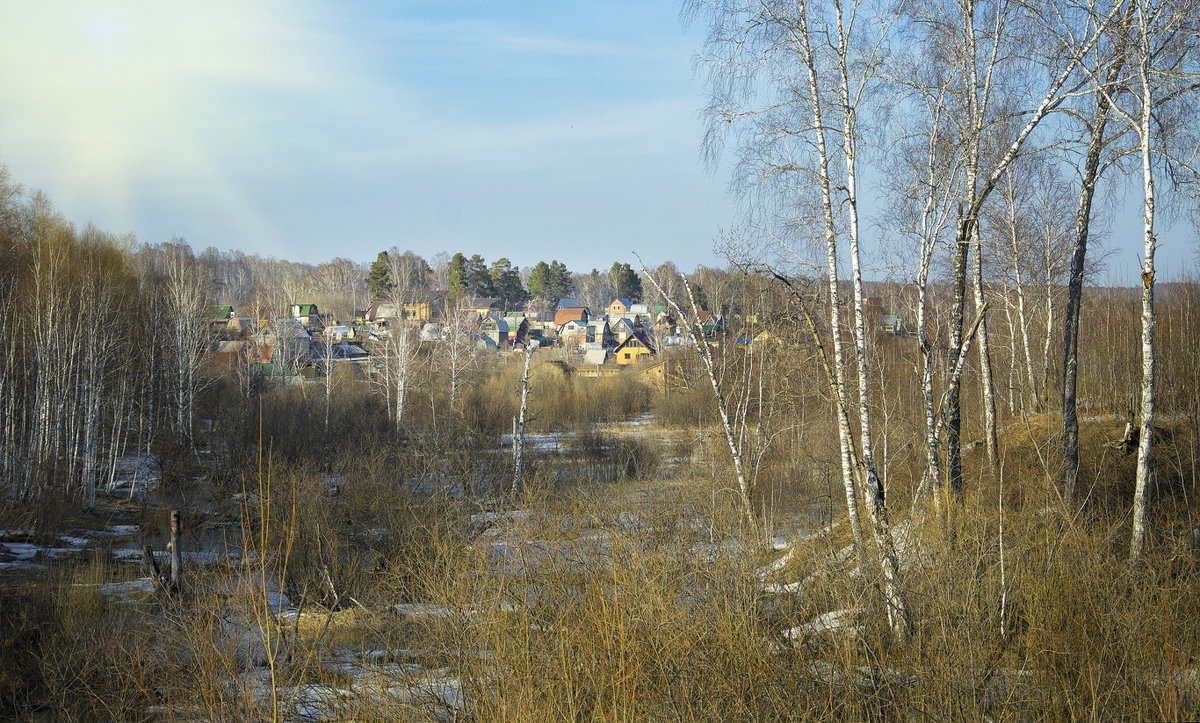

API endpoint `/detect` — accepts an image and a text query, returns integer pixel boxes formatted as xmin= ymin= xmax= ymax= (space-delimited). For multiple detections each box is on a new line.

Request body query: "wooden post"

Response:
xmin=169 ymin=509 xmax=182 ymax=592
xmin=142 ymin=545 xmax=161 ymax=584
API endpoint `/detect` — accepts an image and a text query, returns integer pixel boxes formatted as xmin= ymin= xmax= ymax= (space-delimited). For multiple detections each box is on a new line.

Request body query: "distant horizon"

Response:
xmin=2 ymin=2 xmax=1195 ymax=285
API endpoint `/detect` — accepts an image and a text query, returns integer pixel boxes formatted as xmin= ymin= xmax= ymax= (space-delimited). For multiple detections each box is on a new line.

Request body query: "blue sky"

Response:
xmin=0 ymin=1 xmax=1192 ymax=282
xmin=0 ymin=1 xmax=734 ymax=272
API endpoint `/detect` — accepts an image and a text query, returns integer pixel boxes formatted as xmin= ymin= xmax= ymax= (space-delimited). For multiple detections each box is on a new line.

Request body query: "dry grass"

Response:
xmin=3 ymin=394 xmax=1200 ymax=721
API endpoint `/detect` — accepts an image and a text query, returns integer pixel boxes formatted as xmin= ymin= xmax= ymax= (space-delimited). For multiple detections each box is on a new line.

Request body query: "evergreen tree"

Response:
xmin=490 ymin=257 xmax=528 ymax=312
xmin=447 ymin=252 xmax=468 ymax=298
xmin=549 ymin=260 xmax=573 ymax=301
xmin=529 ymin=259 xmax=574 ymax=307
xmin=528 ymin=261 xmax=551 ymax=299
xmin=466 ymin=254 xmax=495 ymax=297
xmin=610 ymin=262 xmax=643 ymax=303
xmin=366 ymin=251 xmax=394 ymax=301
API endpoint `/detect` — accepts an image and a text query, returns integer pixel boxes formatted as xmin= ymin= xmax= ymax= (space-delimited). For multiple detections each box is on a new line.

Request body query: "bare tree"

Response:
xmin=883 ymin=81 xmax=961 ymax=509
xmin=511 ymin=347 xmax=533 ymax=496
xmin=382 ymin=249 xmax=427 ymax=433
xmin=1119 ymin=0 xmax=1200 ymax=561
xmin=641 ymin=261 xmax=756 ymax=534
xmin=903 ymin=0 xmax=1125 ymax=492
xmin=152 ymin=240 xmax=211 ymax=447
xmin=689 ymin=0 xmax=909 ymax=638
xmin=1057 ymin=0 xmax=1139 ymax=503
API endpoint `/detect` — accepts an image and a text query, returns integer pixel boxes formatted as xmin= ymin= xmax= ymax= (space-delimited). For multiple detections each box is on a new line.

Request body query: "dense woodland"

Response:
xmin=4 ymin=0 xmax=1200 ymax=718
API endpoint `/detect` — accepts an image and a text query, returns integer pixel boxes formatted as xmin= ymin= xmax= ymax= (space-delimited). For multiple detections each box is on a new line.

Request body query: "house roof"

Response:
xmin=584 ymin=348 xmax=609 ymax=365
xmin=480 ymin=315 xmax=510 ymax=333
xmin=209 ymin=340 xmax=249 ymax=354
xmin=294 ymin=303 xmax=318 ymax=317
xmin=460 ymin=296 xmax=502 ymax=311
xmin=210 ymin=305 xmax=234 ymax=321
xmin=554 ymin=306 xmax=589 ymax=326
xmin=556 ymin=297 xmax=580 ymax=310
xmin=367 ymin=301 xmax=404 ymax=321
xmin=609 ymin=298 xmax=631 ymax=309
xmin=614 ymin=330 xmax=656 ymax=355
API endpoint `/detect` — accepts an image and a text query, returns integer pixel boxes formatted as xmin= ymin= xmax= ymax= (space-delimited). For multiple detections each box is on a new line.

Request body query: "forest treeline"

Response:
xmin=2 ymin=153 xmax=1199 ymax=518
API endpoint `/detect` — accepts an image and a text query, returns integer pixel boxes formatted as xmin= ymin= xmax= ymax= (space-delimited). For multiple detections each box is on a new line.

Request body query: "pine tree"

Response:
xmin=466 ymin=254 xmax=495 ymax=297
xmin=366 ymin=251 xmax=394 ymax=301
xmin=489 ymin=257 xmax=528 ymax=312
xmin=529 ymin=259 xmax=573 ymax=308
xmin=447 ymin=253 xmax=468 ymax=298
xmin=610 ymin=262 xmax=643 ymax=303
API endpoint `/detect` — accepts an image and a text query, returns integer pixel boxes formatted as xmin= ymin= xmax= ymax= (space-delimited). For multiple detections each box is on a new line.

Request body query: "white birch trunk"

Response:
xmin=1129 ymin=52 xmax=1157 ymax=563
xmin=833 ymin=0 xmax=907 ymax=638
xmin=512 ymin=348 xmax=532 ymax=495
xmin=791 ymin=0 xmax=867 ymax=558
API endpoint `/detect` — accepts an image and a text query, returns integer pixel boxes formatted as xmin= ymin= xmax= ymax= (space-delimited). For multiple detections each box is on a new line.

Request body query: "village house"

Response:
xmin=210 ymin=305 xmax=255 ymax=338
xmin=309 ymin=340 xmax=371 ymax=374
xmin=504 ymin=315 xmax=530 ymax=345
xmin=554 ymin=306 xmax=589 ymax=327
xmin=206 ymin=339 xmax=251 ymax=366
xmin=613 ymin=330 xmax=656 ymax=365
xmin=558 ymin=319 xmax=588 ymax=347
xmin=403 ymin=295 xmax=437 ymax=324
xmin=606 ymin=298 xmax=632 ymax=316
xmin=652 ymin=311 xmax=677 ymax=339
xmin=478 ymin=315 xmax=510 ymax=348
xmin=585 ymin=319 xmax=614 ymax=348
xmin=365 ymin=302 xmax=401 ymax=327
xmin=610 ymin=317 xmax=637 ymax=344
xmin=289 ymin=303 xmax=324 ymax=329
xmin=323 ymin=325 xmax=354 ymax=341
xmin=458 ymin=297 xmax=504 ymax=323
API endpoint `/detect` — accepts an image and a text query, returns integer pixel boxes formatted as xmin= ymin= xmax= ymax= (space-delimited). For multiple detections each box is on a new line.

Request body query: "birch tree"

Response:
xmin=1118 ymin=0 xmax=1200 ymax=561
xmin=883 ymin=81 xmax=961 ymax=508
xmin=903 ymin=0 xmax=1123 ymax=492
xmin=641 ymin=263 xmax=756 ymax=534
xmin=152 ymin=240 xmax=211 ymax=447
xmin=1055 ymin=0 xmax=1138 ymax=503
xmin=689 ymin=0 xmax=909 ymax=638
xmin=382 ymin=249 xmax=427 ymax=433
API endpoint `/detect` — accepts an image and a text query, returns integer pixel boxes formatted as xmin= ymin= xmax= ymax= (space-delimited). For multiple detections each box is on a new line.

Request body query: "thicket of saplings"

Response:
xmin=3 ymin=289 xmax=1200 ymax=720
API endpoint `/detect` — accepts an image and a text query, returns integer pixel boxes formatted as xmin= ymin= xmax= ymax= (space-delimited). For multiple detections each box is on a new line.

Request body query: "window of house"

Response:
xmin=624 ymin=353 xmax=631 ymax=359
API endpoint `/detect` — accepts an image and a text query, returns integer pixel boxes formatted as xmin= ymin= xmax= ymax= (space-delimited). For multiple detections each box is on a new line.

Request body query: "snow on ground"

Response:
xmin=783 ymin=609 xmax=861 ymax=643
xmin=0 ymin=540 xmax=90 ymax=570
xmin=104 ymin=453 xmax=161 ymax=496
xmin=94 ymin=524 xmax=140 ymax=536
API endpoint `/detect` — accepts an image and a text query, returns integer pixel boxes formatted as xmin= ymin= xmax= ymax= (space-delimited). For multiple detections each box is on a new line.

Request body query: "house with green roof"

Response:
xmin=289 ymin=303 xmax=324 ymax=329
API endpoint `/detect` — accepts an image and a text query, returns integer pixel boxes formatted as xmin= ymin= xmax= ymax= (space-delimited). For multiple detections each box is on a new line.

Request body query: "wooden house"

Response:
xmin=607 ymin=298 xmax=632 ymax=316
xmin=610 ymin=317 xmax=637 ymax=343
xmin=559 ymin=319 xmax=588 ymax=347
xmin=459 ymin=297 xmax=503 ymax=322
xmin=289 ymin=303 xmax=323 ymax=329
xmin=613 ymin=331 xmax=656 ymax=365
xmin=505 ymin=316 xmax=530 ymax=345
xmin=478 ymin=315 xmax=510 ymax=347
xmin=554 ymin=306 xmax=590 ymax=327
xmin=586 ymin=319 xmax=614 ymax=348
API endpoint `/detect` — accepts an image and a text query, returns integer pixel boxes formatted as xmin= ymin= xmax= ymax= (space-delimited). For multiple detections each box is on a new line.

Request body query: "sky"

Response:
xmin=0 ymin=1 xmax=1193 ymax=282
xmin=0 ymin=1 xmax=735 ymax=273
